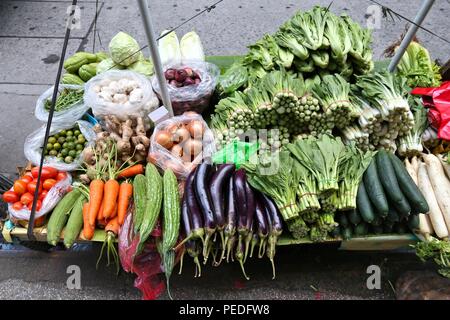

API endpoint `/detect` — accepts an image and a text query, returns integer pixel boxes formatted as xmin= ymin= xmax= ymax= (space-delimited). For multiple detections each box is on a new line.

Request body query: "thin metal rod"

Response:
xmin=136 ymin=0 xmax=173 ymax=117
xmin=388 ymin=0 xmax=435 ymax=72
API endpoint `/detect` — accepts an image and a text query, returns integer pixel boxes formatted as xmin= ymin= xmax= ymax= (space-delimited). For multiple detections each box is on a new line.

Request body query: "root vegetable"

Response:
xmin=173 ymin=126 xmax=190 ymax=144
xmin=182 ymin=139 xmax=202 ymax=158
xmin=155 ymin=131 xmax=173 ymax=149
xmin=171 ymin=144 xmax=183 ymax=157
xmin=187 ymin=120 xmax=205 ymax=139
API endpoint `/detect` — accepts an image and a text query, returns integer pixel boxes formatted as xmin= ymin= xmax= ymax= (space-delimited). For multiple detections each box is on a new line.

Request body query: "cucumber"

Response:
xmin=376 ymin=150 xmax=411 ymax=216
xmin=338 ymin=212 xmax=349 ymax=228
xmin=47 ymin=189 xmax=81 ymax=246
xmin=371 ymin=225 xmax=384 ymax=235
xmin=347 ymin=209 xmax=362 ymax=226
xmin=354 ymin=222 xmax=369 ymax=236
xmin=371 ymin=216 xmax=383 ymax=227
xmin=383 ymin=222 xmax=394 ymax=234
xmin=341 ymin=226 xmax=353 ymax=240
xmin=357 ymin=183 xmax=376 ymax=223
xmin=363 ymin=160 xmax=388 ymax=216
xmin=407 ymin=214 xmax=420 ymax=231
xmin=63 ymin=195 xmax=86 ymax=249
xmin=394 ymin=223 xmax=408 ymax=234
xmin=389 ymin=153 xmax=429 ymax=214
xmin=386 ymin=205 xmax=400 ymax=223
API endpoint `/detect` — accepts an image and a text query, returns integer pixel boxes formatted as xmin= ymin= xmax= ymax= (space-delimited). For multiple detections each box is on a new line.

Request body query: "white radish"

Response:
xmin=404 ymin=158 xmax=418 ymax=184
xmin=437 ymin=154 xmax=450 ymax=180
xmin=421 ymin=154 xmax=450 ymax=237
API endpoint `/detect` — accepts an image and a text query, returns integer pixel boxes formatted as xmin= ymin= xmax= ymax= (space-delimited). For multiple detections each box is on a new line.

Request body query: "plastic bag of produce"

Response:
xmin=84 ymin=70 xmax=159 ymax=121
xmin=8 ymin=172 xmax=72 ymax=221
xmin=35 ymin=84 xmax=88 ymax=123
xmin=152 ymin=61 xmax=220 ymax=115
xmin=24 ymin=120 xmax=96 ymax=172
xmin=147 ymin=112 xmax=216 ymax=179
xmin=119 ymin=212 xmax=165 ymax=300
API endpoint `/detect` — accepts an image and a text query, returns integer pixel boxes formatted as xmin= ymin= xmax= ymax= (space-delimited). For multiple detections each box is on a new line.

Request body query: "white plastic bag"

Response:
xmin=35 ymin=84 xmax=88 ymax=123
xmin=152 ymin=61 xmax=219 ymax=115
xmin=24 ymin=120 xmax=96 ymax=172
xmin=148 ymin=113 xmax=216 ymax=179
xmin=8 ymin=173 xmax=72 ymax=220
xmin=84 ymin=70 xmax=159 ymax=121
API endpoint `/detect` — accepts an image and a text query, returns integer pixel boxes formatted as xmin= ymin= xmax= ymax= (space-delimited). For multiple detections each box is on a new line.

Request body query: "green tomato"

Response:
xmin=76 ymin=150 xmax=82 ymax=156
xmin=58 ymin=136 xmax=65 ymax=144
xmin=53 ymin=134 xmax=60 ymax=140
xmin=46 ymin=143 xmax=53 ymax=150
xmin=61 ymin=149 xmax=68 ymax=156
xmin=48 ymin=137 xmax=57 ymax=144
xmin=68 ymin=150 xmax=77 ymax=157
xmin=74 ymin=130 xmax=81 ymax=136
xmin=66 ymin=130 xmax=74 ymax=137
xmin=67 ymin=142 xmax=75 ymax=150
xmin=53 ymin=142 xmax=61 ymax=150
xmin=64 ymin=156 xmax=73 ymax=164
xmin=49 ymin=150 xmax=58 ymax=156
xmin=76 ymin=144 xmax=84 ymax=151
xmin=59 ymin=130 xmax=67 ymax=136
xmin=63 ymin=142 xmax=69 ymax=149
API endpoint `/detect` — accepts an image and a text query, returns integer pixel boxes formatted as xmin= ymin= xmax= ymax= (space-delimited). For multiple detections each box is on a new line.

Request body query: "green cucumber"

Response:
xmin=347 ymin=209 xmax=362 ymax=226
xmin=389 ymin=153 xmax=429 ymax=214
xmin=341 ymin=226 xmax=353 ymax=240
xmin=371 ymin=216 xmax=383 ymax=227
xmin=357 ymin=183 xmax=376 ymax=223
xmin=394 ymin=223 xmax=408 ymax=234
xmin=383 ymin=222 xmax=394 ymax=234
xmin=386 ymin=205 xmax=400 ymax=223
xmin=363 ymin=160 xmax=388 ymax=216
xmin=407 ymin=214 xmax=420 ymax=231
xmin=376 ymin=150 xmax=411 ymax=216
xmin=354 ymin=222 xmax=369 ymax=236
xmin=338 ymin=213 xmax=349 ymax=228
xmin=371 ymin=225 xmax=384 ymax=235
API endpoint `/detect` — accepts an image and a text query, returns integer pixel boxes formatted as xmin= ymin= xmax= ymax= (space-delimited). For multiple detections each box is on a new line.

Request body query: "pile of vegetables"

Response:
xmin=218 ymin=6 xmax=373 ymax=93
xmin=165 ymin=67 xmax=202 ymax=87
xmin=91 ymin=77 xmax=146 ymax=106
xmin=334 ymin=150 xmax=429 ymax=239
xmin=158 ymin=30 xmax=205 ymax=66
xmin=44 ymin=125 xmax=88 ymax=164
xmin=177 ymin=163 xmax=283 ymax=280
xmin=81 ymin=116 xmax=149 ymax=184
xmin=44 ymin=87 xmax=84 ymax=112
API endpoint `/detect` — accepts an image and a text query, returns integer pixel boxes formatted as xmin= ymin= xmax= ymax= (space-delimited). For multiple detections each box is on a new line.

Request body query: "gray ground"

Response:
xmin=0 ymin=0 xmax=449 ymax=300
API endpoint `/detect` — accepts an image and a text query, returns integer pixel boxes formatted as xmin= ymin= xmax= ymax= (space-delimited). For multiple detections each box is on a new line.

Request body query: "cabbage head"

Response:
xmin=128 ymin=59 xmax=154 ymax=77
xmin=109 ymin=32 xmax=143 ymax=67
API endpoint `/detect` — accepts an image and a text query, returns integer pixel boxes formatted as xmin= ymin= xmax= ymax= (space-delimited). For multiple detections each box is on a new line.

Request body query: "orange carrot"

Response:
xmin=88 ymin=179 xmax=104 ymax=228
xmin=117 ymin=164 xmax=144 ymax=178
xmin=83 ymin=202 xmax=94 ymax=240
xmin=102 ymin=179 xmax=120 ymax=219
xmin=110 ymin=202 xmax=118 ymax=219
xmin=117 ymin=182 xmax=133 ymax=225
xmin=105 ymin=216 xmax=120 ymax=235
xmin=97 ymin=199 xmax=105 ymax=222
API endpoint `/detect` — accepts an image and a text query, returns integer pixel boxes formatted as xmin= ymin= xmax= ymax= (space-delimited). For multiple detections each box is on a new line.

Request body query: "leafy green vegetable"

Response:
xmin=413 ymin=237 xmax=450 ymax=278
xmin=397 ymin=96 xmax=428 ymax=156
xmin=127 ymin=59 xmax=154 ymax=77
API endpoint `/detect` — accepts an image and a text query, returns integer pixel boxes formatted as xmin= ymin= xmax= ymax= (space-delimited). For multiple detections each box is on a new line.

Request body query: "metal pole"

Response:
xmin=137 ymin=0 xmax=173 ymax=117
xmin=388 ymin=0 xmax=435 ymax=72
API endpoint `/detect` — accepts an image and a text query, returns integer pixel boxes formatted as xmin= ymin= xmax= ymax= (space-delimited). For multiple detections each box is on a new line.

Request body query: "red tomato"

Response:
xmin=2 ymin=191 xmax=19 ymax=203
xmin=13 ymin=180 xmax=28 ymax=195
xmin=27 ymin=199 xmax=42 ymax=212
xmin=12 ymin=201 xmax=24 ymax=210
xmin=20 ymin=175 xmax=33 ymax=184
xmin=43 ymin=179 xmax=57 ymax=190
xmin=31 ymin=167 xmax=58 ymax=179
xmin=56 ymin=172 xmax=67 ymax=181
xmin=34 ymin=215 xmax=45 ymax=227
xmin=38 ymin=190 xmax=48 ymax=201
xmin=27 ymin=180 xmax=43 ymax=194
xmin=20 ymin=192 xmax=34 ymax=205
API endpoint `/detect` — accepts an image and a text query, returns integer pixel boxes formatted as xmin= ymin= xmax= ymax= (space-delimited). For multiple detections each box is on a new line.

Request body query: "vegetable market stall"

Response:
xmin=1 ymin=1 xmax=450 ymax=299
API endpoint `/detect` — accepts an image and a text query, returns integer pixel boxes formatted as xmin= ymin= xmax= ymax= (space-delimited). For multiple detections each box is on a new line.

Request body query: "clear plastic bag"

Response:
xmin=148 ymin=113 xmax=216 ymax=179
xmin=24 ymin=120 xmax=96 ymax=172
xmin=152 ymin=61 xmax=220 ymax=115
xmin=8 ymin=173 xmax=72 ymax=220
xmin=35 ymin=84 xmax=88 ymax=123
xmin=84 ymin=70 xmax=159 ymax=121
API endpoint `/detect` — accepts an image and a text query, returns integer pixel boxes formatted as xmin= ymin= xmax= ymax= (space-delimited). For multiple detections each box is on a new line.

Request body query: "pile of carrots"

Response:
xmin=82 ymin=163 xmax=144 ymax=240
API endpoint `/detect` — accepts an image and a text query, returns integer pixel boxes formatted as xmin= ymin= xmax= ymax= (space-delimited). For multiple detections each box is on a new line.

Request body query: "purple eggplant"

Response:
xmin=225 ymin=176 xmax=237 ymax=263
xmin=243 ymin=180 xmax=256 ymax=262
xmin=255 ymin=193 xmax=269 ymax=258
xmin=194 ymin=163 xmax=216 ymax=261
xmin=249 ymin=231 xmax=259 ymax=259
xmin=233 ymin=169 xmax=248 ymax=236
xmin=261 ymin=193 xmax=283 ymax=279
xmin=209 ymin=163 xmax=235 ymax=254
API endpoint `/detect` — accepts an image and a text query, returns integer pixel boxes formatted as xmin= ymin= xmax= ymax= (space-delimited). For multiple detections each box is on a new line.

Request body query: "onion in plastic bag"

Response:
xmin=24 ymin=120 xmax=96 ymax=172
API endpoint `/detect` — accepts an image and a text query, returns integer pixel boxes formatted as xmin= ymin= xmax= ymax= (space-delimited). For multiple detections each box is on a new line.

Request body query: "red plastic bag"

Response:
xmin=119 ymin=211 xmax=165 ymax=300
xmin=412 ymin=82 xmax=450 ymax=140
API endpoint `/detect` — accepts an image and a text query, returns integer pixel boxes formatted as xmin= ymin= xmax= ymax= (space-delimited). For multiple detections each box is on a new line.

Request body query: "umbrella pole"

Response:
xmin=388 ymin=0 xmax=435 ymax=72
xmin=136 ymin=0 xmax=174 ymax=117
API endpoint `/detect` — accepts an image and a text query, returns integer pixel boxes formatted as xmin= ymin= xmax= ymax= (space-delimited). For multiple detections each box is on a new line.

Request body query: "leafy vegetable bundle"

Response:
xmin=218 ymin=6 xmax=374 ymax=93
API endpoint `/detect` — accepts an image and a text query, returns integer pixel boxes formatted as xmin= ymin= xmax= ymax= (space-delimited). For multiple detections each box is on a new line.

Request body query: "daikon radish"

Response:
xmin=404 ymin=158 xmax=418 ymax=184
xmin=421 ymin=155 xmax=450 ymax=237
xmin=437 ymin=154 xmax=450 ymax=180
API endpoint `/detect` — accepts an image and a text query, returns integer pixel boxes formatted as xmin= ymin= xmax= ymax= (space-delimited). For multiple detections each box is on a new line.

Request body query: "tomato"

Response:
xmin=43 ymin=178 xmax=57 ymax=190
xmin=31 ymin=167 xmax=58 ymax=179
xmin=20 ymin=192 xmax=34 ymax=205
xmin=2 ymin=191 xmax=19 ymax=203
xmin=56 ymin=171 xmax=67 ymax=181
xmin=27 ymin=199 xmax=42 ymax=212
xmin=13 ymin=180 xmax=28 ymax=195
xmin=20 ymin=175 xmax=33 ymax=184
xmin=34 ymin=215 xmax=45 ymax=227
xmin=38 ymin=190 xmax=48 ymax=201
xmin=27 ymin=180 xmax=43 ymax=194
xmin=12 ymin=201 xmax=24 ymax=210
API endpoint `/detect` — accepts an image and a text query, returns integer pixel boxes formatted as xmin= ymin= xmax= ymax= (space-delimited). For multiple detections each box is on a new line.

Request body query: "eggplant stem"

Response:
xmin=243 ymin=234 xmax=251 ymax=263
xmin=270 ymin=258 xmax=276 ymax=280
xmin=194 ymin=257 xmax=202 ymax=278
xmin=219 ymin=231 xmax=226 ymax=260
xmin=203 ymin=240 xmax=213 ymax=265
xmin=238 ymin=258 xmax=250 ymax=280
xmin=178 ymin=248 xmax=186 ymax=275
xmin=202 ymin=232 xmax=213 ymax=262
xmin=258 ymin=239 xmax=267 ymax=259
xmin=173 ymin=235 xmax=192 ymax=252
xmin=250 ymin=240 xmax=256 ymax=258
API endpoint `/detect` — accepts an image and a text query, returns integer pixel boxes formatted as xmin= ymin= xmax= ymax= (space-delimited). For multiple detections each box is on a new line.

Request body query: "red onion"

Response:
xmin=165 ymin=68 xmax=176 ymax=80
xmin=175 ymin=69 xmax=187 ymax=82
